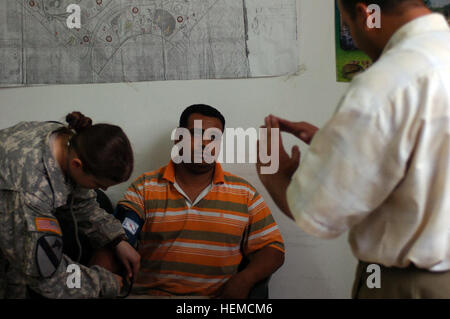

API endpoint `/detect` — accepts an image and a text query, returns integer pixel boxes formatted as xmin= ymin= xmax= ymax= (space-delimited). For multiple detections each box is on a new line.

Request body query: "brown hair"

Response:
xmin=65 ymin=112 xmax=134 ymax=183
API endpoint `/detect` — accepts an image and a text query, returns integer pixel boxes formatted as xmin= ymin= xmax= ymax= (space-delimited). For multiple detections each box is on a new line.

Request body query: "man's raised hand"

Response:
xmin=276 ymin=117 xmax=319 ymax=145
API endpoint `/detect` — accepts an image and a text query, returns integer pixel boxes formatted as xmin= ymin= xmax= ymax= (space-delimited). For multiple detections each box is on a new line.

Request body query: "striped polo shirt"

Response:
xmin=118 ymin=161 xmax=285 ymax=296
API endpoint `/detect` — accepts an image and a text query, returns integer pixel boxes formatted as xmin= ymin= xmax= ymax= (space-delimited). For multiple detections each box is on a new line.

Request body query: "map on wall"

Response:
xmin=335 ymin=0 xmax=450 ymax=82
xmin=0 ymin=0 xmax=298 ymax=86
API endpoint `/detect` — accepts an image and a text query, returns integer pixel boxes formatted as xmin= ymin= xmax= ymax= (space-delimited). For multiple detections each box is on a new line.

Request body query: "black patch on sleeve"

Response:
xmin=35 ymin=235 xmax=63 ymax=278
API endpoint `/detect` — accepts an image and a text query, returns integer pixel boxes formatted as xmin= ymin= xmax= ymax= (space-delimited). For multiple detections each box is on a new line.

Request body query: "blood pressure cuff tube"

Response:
xmin=114 ymin=205 xmax=144 ymax=246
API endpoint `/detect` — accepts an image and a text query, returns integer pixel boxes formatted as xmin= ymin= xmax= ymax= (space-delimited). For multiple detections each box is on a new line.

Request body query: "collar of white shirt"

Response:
xmin=382 ymin=13 xmax=450 ymax=56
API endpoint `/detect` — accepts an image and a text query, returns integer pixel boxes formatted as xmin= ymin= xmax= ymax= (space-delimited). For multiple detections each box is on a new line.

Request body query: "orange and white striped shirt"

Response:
xmin=118 ymin=161 xmax=285 ymax=296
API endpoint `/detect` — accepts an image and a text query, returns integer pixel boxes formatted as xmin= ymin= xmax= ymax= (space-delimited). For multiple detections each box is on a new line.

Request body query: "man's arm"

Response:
xmin=68 ymin=188 xmax=140 ymax=279
xmin=89 ymin=205 xmax=145 ymax=277
xmin=216 ymin=189 xmax=286 ymax=299
xmin=261 ymin=86 xmax=413 ymax=238
xmin=89 ymin=177 xmax=147 ymax=278
xmin=242 ymin=246 xmax=285 ymax=284
xmin=215 ymin=246 xmax=284 ymax=299
xmin=89 ymin=246 xmax=123 ymax=275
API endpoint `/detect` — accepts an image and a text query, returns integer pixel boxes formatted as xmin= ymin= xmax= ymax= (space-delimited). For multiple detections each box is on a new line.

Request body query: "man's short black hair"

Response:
xmin=340 ymin=0 xmax=425 ymax=16
xmin=179 ymin=104 xmax=226 ymax=130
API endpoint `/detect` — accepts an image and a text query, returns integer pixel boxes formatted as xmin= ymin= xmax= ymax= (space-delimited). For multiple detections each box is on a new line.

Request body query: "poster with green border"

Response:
xmin=335 ymin=0 xmax=450 ymax=82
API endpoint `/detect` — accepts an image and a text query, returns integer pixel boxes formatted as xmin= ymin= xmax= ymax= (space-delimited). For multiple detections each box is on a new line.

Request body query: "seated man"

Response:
xmin=116 ymin=104 xmax=285 ymax=298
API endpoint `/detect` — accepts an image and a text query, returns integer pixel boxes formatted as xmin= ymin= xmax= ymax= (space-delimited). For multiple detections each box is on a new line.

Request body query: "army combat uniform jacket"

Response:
xmin=0 ymin=121 xmax=126 ymax=298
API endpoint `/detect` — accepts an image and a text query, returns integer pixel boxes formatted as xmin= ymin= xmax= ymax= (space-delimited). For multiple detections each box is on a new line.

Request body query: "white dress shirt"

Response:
xmin=287 ymin=14 xmax=450 ymax=271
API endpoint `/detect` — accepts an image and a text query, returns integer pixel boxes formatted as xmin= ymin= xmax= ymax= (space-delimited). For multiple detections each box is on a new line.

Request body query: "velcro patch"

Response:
xmin=35 ymin=217 xmax=62 ymax=235
xmin=36 ymin=235 xmax=63 ymax=278
xmin=122 ymin=217 xmax=139 ymax=235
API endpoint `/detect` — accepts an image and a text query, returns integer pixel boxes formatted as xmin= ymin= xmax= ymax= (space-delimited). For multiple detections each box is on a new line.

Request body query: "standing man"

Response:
xmin=257 ymin=0 xmax=450 ymax=298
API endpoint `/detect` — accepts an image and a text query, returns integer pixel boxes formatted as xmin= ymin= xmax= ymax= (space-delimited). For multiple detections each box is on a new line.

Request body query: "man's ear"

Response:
xmin=355 ymin=2 xmax=371 ymax=31
xmin=70 ymin=158 xmax=83 ymax=170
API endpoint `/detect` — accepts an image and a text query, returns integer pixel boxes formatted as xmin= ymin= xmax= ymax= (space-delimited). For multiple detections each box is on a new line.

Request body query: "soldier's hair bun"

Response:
xmin=66 ymin=112 xmax=93 ymax=133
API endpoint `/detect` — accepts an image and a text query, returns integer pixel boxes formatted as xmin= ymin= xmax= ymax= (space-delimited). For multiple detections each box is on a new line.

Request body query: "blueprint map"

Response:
xmin=0 ymin=0 xmax=298 ymax=86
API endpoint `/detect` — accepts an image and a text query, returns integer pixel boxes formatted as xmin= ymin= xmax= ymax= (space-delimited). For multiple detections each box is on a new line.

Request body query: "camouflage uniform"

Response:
xmin=0 ymin=121 xmax=126 ymax=299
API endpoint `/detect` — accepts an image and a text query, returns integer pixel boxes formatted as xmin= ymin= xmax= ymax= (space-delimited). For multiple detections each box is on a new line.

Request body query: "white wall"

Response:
xmin=0 ymin=0 xmax=357 ymax=298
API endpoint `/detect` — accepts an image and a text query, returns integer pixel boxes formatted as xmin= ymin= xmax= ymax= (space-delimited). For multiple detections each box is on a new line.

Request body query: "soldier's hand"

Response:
xmin=114 ymin=274 xmax=124 ymax=291
xmin=115 ymin=241 xmax=141 ymax=279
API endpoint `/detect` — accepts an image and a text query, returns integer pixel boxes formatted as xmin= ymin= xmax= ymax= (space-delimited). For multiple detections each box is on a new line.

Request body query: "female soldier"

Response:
xmin=0 ymin=112 xmax=140 ymax=298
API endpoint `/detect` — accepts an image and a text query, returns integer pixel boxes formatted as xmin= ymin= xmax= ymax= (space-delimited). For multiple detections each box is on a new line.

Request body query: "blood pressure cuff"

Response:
xmin=114 ymin=205 xmax=144 ymax=247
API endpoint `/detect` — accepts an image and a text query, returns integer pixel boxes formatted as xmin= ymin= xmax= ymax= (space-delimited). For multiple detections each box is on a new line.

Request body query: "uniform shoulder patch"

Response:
xmin=35 ymin=217 xmax=62 ymax=235
xmin=35 ymin=235 xmax=64 ymax=278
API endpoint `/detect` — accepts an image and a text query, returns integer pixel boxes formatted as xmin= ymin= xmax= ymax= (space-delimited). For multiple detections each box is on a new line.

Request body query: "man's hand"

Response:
xmin=214 ymin=272 xmax=253 ymax=299
xmin=277 ymin=117 xmax=319 ymax=145
xmin=257 ymin=115 xmax=301 ymax=219
xmin=114 ymin=241 xmax=141 ymax=279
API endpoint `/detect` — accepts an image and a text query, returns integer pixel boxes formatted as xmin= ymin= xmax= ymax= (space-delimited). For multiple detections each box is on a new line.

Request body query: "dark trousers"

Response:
xmin=352 ymin=261 xmax=450 ymax=299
